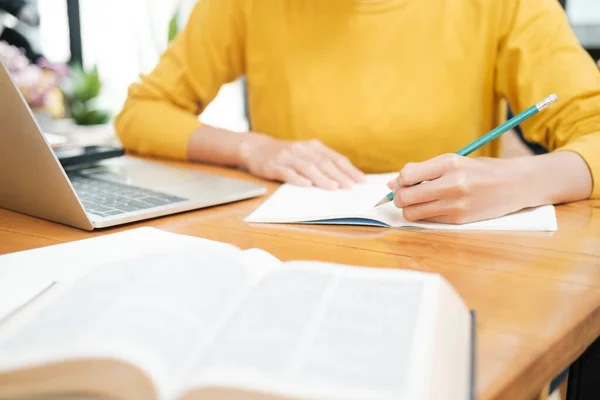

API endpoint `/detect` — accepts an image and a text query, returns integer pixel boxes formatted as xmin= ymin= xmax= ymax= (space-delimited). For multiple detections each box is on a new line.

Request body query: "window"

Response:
xmin=567 ymin=0 xmax=600 ymax=25
xmin=39 ymin=0 xmax=70 ymax=63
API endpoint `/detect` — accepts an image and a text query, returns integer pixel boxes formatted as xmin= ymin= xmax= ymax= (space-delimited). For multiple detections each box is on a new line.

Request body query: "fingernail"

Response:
xmin=387 ymin=179 xmax=397 ymax=190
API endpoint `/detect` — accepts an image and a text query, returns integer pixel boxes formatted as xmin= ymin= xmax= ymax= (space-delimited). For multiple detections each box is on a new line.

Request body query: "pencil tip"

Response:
xmin=374 ymin=198 xmax=389 ymax=208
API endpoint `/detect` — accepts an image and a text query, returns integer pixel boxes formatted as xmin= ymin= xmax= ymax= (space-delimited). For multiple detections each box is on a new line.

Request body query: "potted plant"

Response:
xmin=62 ymin=63 xmax=110 ymax=127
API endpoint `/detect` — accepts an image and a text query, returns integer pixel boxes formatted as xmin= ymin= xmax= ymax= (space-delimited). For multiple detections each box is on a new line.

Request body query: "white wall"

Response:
xmin=567 ymin=0 xmax=600 ymax=25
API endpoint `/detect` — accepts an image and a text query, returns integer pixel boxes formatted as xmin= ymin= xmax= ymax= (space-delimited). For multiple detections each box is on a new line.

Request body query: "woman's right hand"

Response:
xmin=239 ymin=134 xmax=366 ymax=189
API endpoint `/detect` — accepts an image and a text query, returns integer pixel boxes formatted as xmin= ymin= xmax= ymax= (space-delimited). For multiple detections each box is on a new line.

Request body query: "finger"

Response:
xmin=399 ymin=153 xmax=465 ymax=186
xmin=401 ymin=199 xmax=467 ymax=222
xmin=291 ymin=159 xmax=339 ymax=190
xmin=392 ymin=176 xmax=457 ymax=208
xmin=275 ymin=166 xmax=312 ymax=187
xmin=311 ymin=141 xmax=366 ymax=183
xmin=318 ymin=160 xmax=356 ymax=189
xmin=389 ymin=177 xmax=431 ymax=191
xmin=296 ymin=143 xmax=355 ymax=188
xmin=423 ymin=214 xmax=474 ymax=224
xmin=333 ymin=157 xmax=366 ymax=184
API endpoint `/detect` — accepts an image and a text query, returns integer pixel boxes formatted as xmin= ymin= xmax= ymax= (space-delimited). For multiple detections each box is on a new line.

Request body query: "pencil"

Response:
xmin=374 ymin=93 xmax=558 ymax=208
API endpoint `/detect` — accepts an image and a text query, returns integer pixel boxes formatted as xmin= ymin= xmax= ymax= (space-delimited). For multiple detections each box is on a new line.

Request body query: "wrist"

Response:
xmin=508 ymin=152 xmax=593 ymax=207
xmin=505 ymin=156 xmax=548 ymax=209
xmin=238 ymin=132 xmax=273 ymax=168
xmin=188 ymin=125 xmax=271 ymax=168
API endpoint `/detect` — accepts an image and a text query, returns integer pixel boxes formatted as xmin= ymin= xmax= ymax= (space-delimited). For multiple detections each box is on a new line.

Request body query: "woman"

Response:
xmin=115 ymin=0 xmax=600 ymax=224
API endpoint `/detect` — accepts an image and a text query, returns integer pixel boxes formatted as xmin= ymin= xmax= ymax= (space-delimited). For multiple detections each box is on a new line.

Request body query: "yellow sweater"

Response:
xmin=115 ymin=0 xmax=600 ymax=198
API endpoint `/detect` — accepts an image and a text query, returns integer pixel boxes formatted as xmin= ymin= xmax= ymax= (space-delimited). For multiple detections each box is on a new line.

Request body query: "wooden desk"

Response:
xmin=2 ymin=158 xmax=600 ymax=400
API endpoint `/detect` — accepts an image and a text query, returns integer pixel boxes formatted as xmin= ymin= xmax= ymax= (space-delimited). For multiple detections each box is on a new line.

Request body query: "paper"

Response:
xmin=290 ymin=272 xmax=424 ymax=394
xmin=184 ymin=262 xmax=433 ymax=400
xmin=0 ymin=281 xmax=56 ymax=327
xmin=0 ymin=229 xmax=209 ymax=323
xmin=0 ymin=230 xmax=433 ymax=400
xmin=0 ymin=246 xmax=255 ymax=398
xmin=245 ymin=174 xmax=558 ymax=231
xmin=246 ymin=174 xmax=395 ymax=223
xmin=0 ymin=227 xmax=472 ymax=400
xmin=0 ymin=228 xmax=241 ymax=319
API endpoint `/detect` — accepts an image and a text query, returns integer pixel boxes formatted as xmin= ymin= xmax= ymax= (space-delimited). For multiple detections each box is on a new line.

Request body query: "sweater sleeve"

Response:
xmin=114 ymin=0 xmax=246 ymax=160
xmin=495 ymin=0 xmax=600 ymax=198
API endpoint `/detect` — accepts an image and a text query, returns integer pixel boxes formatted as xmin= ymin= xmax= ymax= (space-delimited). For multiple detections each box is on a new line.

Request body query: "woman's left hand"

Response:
xmin=387 ymin=154 xmax=531 ymax=224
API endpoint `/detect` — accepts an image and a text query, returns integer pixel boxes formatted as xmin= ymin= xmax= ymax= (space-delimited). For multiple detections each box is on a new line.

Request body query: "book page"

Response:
xmin=0 ymin=227 xmax=241 ymax=324
xmin=0 ymin=245 xmax=277 ymax=400
xmin=0 ymin=281 xmax=56 ymax=326
xmin=419 ymin=278 xmax=472 ymax=400
xmin=181 ymin=263 xmax=439 ymax=400
xmin=0 ymin=228 xmax=471 ymax=400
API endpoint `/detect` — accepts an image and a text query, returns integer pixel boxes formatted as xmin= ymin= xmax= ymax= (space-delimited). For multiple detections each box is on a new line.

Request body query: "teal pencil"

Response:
xmin=374 ymin=93 xmax=558 ymax=207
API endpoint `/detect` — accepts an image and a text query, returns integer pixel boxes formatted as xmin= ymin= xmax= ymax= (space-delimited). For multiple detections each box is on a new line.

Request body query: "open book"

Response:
xmin=245 ymin=173 xmax=557 ymax=231
xmin=0 ymin=228 xmax=474 ymax=400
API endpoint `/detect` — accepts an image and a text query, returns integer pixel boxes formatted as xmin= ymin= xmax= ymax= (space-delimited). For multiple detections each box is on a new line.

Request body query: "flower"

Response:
xmin=0 ymin=41 xmax=70 ymax=114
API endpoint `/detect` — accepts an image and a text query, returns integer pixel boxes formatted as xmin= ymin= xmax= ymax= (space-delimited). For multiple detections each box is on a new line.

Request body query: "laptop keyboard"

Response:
xmin=68 ymin=174 xmax=188 ymax=218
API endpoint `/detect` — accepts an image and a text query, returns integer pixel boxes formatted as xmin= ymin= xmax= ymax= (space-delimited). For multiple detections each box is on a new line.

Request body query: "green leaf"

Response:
xmin=62 ymin=63 xmax=84 ymax=98
xmin=63 ymin=63 xmax=109 ymax=125
xmin=168 ymin=8 xmax=180 ymax=43
xmin=64 ymin=64 xmax=102 ymax=103
xmin=70 ymin=98 xmax=110 ymax=126
xmin=83 ymin=109 xmax=110 ymax=125
xmin=77 ymin=66 xmax=101 ymax=102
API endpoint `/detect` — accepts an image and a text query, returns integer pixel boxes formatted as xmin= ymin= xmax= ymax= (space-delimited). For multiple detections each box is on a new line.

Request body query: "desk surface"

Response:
xmin=1 ymin=158 xmax=600 ymax=400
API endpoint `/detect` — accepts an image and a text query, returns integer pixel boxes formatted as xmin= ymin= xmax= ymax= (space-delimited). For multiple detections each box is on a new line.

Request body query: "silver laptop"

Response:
xmin=0 ymin=60 xmax=266 ymax=231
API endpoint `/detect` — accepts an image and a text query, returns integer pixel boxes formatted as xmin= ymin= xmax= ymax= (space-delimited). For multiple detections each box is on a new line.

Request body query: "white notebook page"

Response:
xmin=246 ymin=173 xmax=395 ymax=222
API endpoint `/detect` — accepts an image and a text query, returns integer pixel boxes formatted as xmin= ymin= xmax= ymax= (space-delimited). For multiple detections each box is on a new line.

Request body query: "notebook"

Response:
xmin=245 ymin=173 xmax=558 ymax=231
xmin=0 ymin=227 xmax=475 ymax=400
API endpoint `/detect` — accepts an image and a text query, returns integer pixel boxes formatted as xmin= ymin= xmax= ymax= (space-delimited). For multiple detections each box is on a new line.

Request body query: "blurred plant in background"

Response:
xmin=0 ymin=40 xmax=110 ymax=126
xmin=168 ymin=6 xmax=180 ymax=43
xmin=0 ymin=40 xmax=69 ymax=118
xmin=61 ymin=64 xmax=110 ymax=126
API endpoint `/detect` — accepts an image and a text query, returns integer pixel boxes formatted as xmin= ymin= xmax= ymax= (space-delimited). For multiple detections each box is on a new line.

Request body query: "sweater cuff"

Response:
xmin=556 ymin=133 xmax=600 ymax=199
xmin=159 ymin=116 xmax=202 ymax=161
xmin=117 ymin=103 xmax=202 ymax=162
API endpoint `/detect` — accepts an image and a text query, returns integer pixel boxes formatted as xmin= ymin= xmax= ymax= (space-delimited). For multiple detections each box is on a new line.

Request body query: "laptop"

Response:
xmin=0 ymin=60 xmax=267 ymax=231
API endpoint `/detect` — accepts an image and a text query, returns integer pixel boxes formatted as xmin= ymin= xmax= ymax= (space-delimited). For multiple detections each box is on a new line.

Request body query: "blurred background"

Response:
xmin=0 ymin=0 xmax=598 ymax=147
xmin=0 ymin=0 xmax=248 ymax=139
